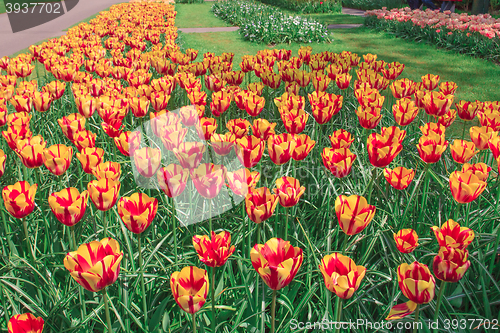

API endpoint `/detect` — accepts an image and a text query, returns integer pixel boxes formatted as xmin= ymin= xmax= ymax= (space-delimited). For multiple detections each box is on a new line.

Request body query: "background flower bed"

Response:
xmin=211 ymin=0 xmax=330 ymax=44
xmin=365 ymin=8 xmax=500 ymax=63
xmin=255 ymin=0 xmax=342 ymax=14
xmin=340 ymin=0 xmax=406 ymax=11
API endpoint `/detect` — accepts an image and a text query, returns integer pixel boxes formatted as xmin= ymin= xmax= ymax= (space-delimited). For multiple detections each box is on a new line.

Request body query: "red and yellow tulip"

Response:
xmin=43 ymin=144 xmax=73 ymax=176
xmin=274 ymin=176 xmax=305 ymax=207
xmin=2 ymin=181 xmax=37 ymax=219
xmin=335 ymin=194 xmax=376 ymax=235
xmin=117 ymin=193 xmax=158 ymax=234
xmin=87 ymin=178 xmax=121 ymax=211
xmin=64 ymin=238 xmax=123 ymax=292
xmin=431 ymin=219 xmax=475 ymax=250
xmin=250 ymin=238 xmax=303 ymax=290
xmin=383 ymin=166 xmax=415 ymax=190
xmin=393 ymin=229 xmax=419 ymax=253
xmin=170 ymin=266 xmax=209 ymax=314
xmin=190 ymin=163 xmax=226 ymax=199
xmin=449 ymin=170 xmax=486 ymax=203
xmin=319 ymin=253 xmax=366 ymax=299
xmin=193 ymin=231 xmax=235 ymax=267
xmin=48 ymin=188 xmax=89 ymax=227
xmin=245 ymin=187 xmax=279 ymax=224
xmin=226 ymin=168 xmax=260 ymax=197
xmin=134 ymin=147 xmax=162 ymax=178
xmin=433 ymin=246 xmax=470 ymax=282
xmin=8 ymin=313 xmax=44 ymax=333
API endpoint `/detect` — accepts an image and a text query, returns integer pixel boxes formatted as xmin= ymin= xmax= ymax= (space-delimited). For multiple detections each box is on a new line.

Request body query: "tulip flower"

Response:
xmin=193 ymin=231 xmax=235 ymax=267
xmin=226 ymin=168 xmax=260 ymax=197
xmin=173 ymin=142 xmax=206 ymax=170
xmin=2 ymin=181 xmax=37 ymax=219
xmin=319 ymin=253 xmax=366 ymax=299
xmin=355 ymin=106 xmax=383 ymax=129
xmin=390 ymin=78 xmax=415 ymax=98
xmin=0 ymin=149 xmax=6 ymax=177
xmin=2 ymin=125 xmax=32 ymax=150
xmin=393 ymin=229 xmax=419 ymax=253
xmin=128 ymin=96 xmax=150 ymax=118
xmin=64 ymin=237 xmax=123 ymax=292
xmin=322 ymin=148 xmax=357 ymax=178
xmin=335 ymin=73 xmax=352 ymax=90
xmin=450 ymin=140 xmax=478 ymax=164
xmin=244 ymin=92 xmax=265 ymax=117
xmin=150 ymin=110 xmax=181 ymax=137
xmin=311 ymin=72 xmax=331 ymax=92
xmin=423 ymin=91 xmax=454 ymax=117
xmin=71 ymin=130 xmax=96 ymax=152
xmin=117 ymin=193 xmax=158 ymax=234
xmin=157 ymin=164 xmax=190 ymax=198
xmin=449 ymin=170 xmax=486 ymax=204
xmin=433 ymin=246 xmax=470 ymax=283
xmin=308 ymin=91 xmax=343 ymax=125
xmin=134 ymin=147 xmax=161 ymax=178
xmin=274 ymin=176 xmax=305 ymax=207
xmin=267 ymin=133 xmax=296 ymax=165
xmin=161 ymin=126 xmax=188 ymax=151
xmin=455 ymin=100 xmax=480 ymax=121
xmin=421 ymin=74 xmax=440 ymax=90
xmin=93 ymin=161 xmax=122 ymax=182
xmin=196 ymin=117 xmax=217 ymax=141
xmin=431 ymin=219 xmax=475 ymax=250
xmin=235 ymin=135 xmax=265 ymax=168
xmin=179 ymin=105 xmax=200 ymax=127
xmin=383 ymin=166 xmax=415 ymax=190
xmin=76 ymin=147 xmax=105 ymax=174
xmin=251 ymin=238 xmax=303 ymax=290
xmin=328 ymin=129 xmax=354 ymax=150
xmin=252 ymin=118 xmax=276 ymax=140
xmin=417 ymin=133 xmax=449 ymax=164
xmin=48 ymin=188 xmax=89 ymax=227
xmin=210 ymin=90 xmax=231 ymax=117
xmin=245 ymin=187 xmax=279 ymax=224
xmin=335 ymin=194 xmax=375 ymax=235
xmin=75 ymin=95 xmax=97 ymax=118
xmin=280 ymin=107 xmax=308 ymax=135
xmin=478 ymin=109 xmax=500 ymax=131
xmin=150 ymin=91 xmax=171 ymax=111
xmin=42 ymin=144 xmax=73 ymax=176
xmin=8 ymin=313 xmax=44 ymax=333
xmin=462 ymin=163 xmax=491 ymax=182
xmin=87 ymin=178 xmax=121 ymax=211
xmin=58 ymin=113 xmax=86 ymax=141
xmin=470 ymin=126 xmax=497 ymax=150
xmin=33 ymin=91 xmax=52 ymax=112
xmin=392 ymin=98 xmax=419 ymax=126
xmin=226 ymin=118 xmax=250 ymax=139
xmin=439 ymin=81 xmax=458 ymax=95
xmin=437 ymin=107 xmax=457 ymax=128
xmin=292 ymin=134 xmax=316 ymax=161
xmin=114 ymin=131 xmax=142 ymax=157
xmin=170 ymin=266 xmax=209 ymax=314
xmin=386 ymin=262 xmax=435 ymax=320
xmin=190 ymin=163 xmax=226 ymax=199
xmin=16 ymin=135 xmax=46 ymax=168
xmin=211 ymin=132 xmax=236 ymax=156
xmin=10 ymin=94 xmax=32 ymax=112
xmin=367 ymin=131 xmax=403 ymax=168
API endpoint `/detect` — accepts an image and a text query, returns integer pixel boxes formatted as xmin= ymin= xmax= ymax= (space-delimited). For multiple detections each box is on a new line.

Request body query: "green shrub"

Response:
xmin=212 ymin=0 xmax=331 ymax=44
xmin=256 ymin=0 xmax=342 ymax=13
xmin=174 ymin=0 xmax=204 ymax=3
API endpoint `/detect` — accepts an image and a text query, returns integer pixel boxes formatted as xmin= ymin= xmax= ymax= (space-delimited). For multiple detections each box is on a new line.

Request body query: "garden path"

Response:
xmin=178 ymin=6 xmax=366 ymax=33
xmin=0 ymin=0 xmax=125 ymax=57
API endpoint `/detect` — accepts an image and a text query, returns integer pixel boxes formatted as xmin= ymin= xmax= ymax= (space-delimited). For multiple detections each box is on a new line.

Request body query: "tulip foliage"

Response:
xmin=0 ymin=2 xmax=500 ymax=333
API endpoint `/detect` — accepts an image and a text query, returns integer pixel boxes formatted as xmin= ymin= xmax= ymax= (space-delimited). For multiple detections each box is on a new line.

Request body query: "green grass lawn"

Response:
xmin=175 ymin=3 xmax=232 ymax=28
xmin=303 ymin=13 xmax=365 ymax=25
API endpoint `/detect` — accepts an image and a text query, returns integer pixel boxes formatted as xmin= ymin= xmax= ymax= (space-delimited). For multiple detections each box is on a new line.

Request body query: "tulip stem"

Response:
xmin=412 ymin=304 xmax=421 ymax=333
xmin=271 ymin=290 xmax=277 ymax=333
xmin=102 ymin=210 xmax=108 ymax=237
xmin=22 ymin=218 xmax=36 ymax=263
xmin=341 ymin=232 xmax=348 ymax=255
xmin=211 ymin=267 xmax=216 ymax=332
xmin=138 ymin=234 xmax=148 ymax=330
xmin=192 ymin=312 xmax=197 ymax=333
xmin=102 ymin=287 xmax=113 ymax=333
xmin=334 ymin=297 xmax=343 ymax=333
xmin=365 ymin=168 xmax=377 ymax=205
xmin=461 ymin=121 xmax=466 ymax=140
xmin=416 ymin=163 xmax=431 ymax=232
xmin=464 ymin=202 xmax=471 ymax=227
xmin=284 ymin=207 xmax=289 ymax=240
xmin=433 ymin=281 xmax=447 ymax=332
xmin=70 ymin=226 xmax=77 ymax=251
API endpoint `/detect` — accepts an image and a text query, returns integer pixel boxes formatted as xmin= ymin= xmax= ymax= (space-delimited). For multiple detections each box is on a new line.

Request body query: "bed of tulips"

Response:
xmin=365 ymin=8 xmax=500 ymax=63
xmin=0 ymin=1 xmax=500 ymax=333
xmin=211 ymin=0 xmax=330 ymax=44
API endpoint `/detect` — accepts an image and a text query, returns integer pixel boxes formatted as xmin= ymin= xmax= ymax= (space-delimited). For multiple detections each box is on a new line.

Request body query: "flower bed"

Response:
xmin=365 ymin=8 xmax=500 ymax=62
xmin=255 ymin=0 xmax=342 ymax=14
xmin=211 ymin=0 xmax=330 ymax=44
